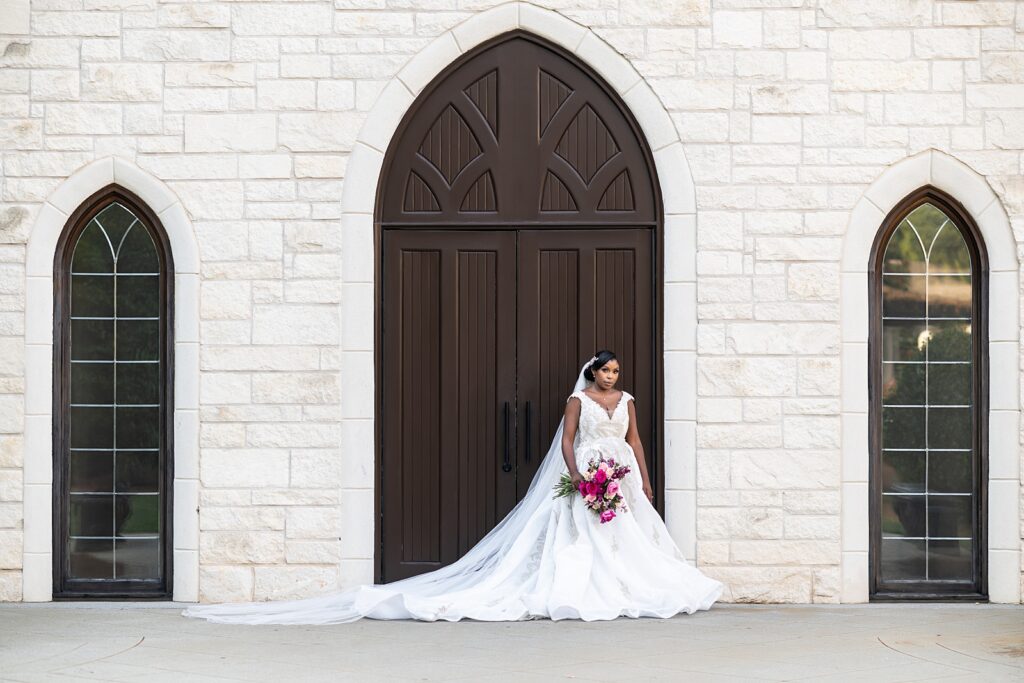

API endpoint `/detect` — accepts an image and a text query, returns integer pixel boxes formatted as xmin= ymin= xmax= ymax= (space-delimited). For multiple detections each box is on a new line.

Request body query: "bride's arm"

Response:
xmin=625 ymin=400 xmax=654 ymax=502
xmin=561 ymin=398 xmax=583 ymax=485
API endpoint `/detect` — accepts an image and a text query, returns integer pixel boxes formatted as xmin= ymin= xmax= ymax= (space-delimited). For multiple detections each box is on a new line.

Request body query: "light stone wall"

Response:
xmin=0 ymin=0 xmax=1022 ymax=604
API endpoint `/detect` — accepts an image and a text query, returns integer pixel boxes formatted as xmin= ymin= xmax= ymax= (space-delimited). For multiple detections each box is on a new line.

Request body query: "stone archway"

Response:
xmin=22 ymin=157 xmax=200 ymax=602
xmin=336 ymin=2 xmax=698 ymax=588
xmin=840 ymin=149 xmax=1021 ymax=603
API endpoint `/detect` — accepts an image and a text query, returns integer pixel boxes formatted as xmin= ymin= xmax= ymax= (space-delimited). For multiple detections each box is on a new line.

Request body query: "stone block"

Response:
xmin=158 ymin=4 xmax=230 ymax=28
xmin=732 ymin=450 xmax=839 ymax=489
xmin=232 ymin=4 xmax=332 ymax=35
xmin=985 ymin=111 xmax=1024 ymax=150
xmin=201 ymin=449 xmax=289 ymax=488
xmin=817 ymin=0 xmax=930 ymax=28
xmin=201 ymin=346 xmax=321 ymax=371
xmin=200 ymin=530 xmax=285 ymax=565
xmin=796 ymin=360 xmax=840 ymax=398
xmin=756 ymin=237 xmax=839 ymax=261
xmin=764 ymin=10 xmax=801 ymax=48
xmin=279 ymin=112 xmax=362 ymax=152
xmin=165 ymin=63 xmax=255 ymax=87
xmin=0 ymin=529 xmax=21 ymax=568
xmin=0 ymin=571 xmax=21 ymax=601
xmin=199 ymin=566 xmax=253 ymax=603
xmin=698 ymin=424 xmax=782 ymax=449
xmin=783 ymin=415 xmax=840 ymax=449
xmin=788 ymin=263 xmax=838 ymax=301
xmin=832 ymin=61 xmax=930 ymax=92
xmin=286 ymin=507 xmax=341 ymax=539
xmin=731 ymin=540 xmax=840 ymax=565
xmin=252 ymin=372 xmax=339 ymax=405
xmin=200 ymin=372 xmax=251 ymax=406
xmin=706 ymin=567 xmax=812 ymax=603
xmin=751 ymin=84 xmax=829 ymax=114
xmin=30 ymin=70 xmax=78 ymax=101
xmin=246 ymin=423 xmax=340 ymax=449
xmin=713 ymin=11 xmax=762 ymax=48
xmin=286 ymin=540 xmax=341 ymax=564
xmin=785 ymin=516 xmax=840 ymax=540
xmin=914 ymin=28 xmax=980 ymax=58
xmin=290 ymin=450 xmax=344 ymax=489
xmin=252 ymin=304 xmax=339 ymax=345
xmin=783 ymin=491 xmax=840 ymax=515
xmin=257 ymin=80 xmax=316 ymax=111
xmin=33 ymin=11 xmax=120 ymax=36
xmin=253 ymin=566 xmax=337 ymax=600
xmin=698 ymin=507 xmax=784 ymax=540
xmin=81 ymin=63 xmax=163 ymax=102
xmin=185 ymin=114 xmax=276 ymax=153
xmin=751 ymin=115 xmax=800 ymax=143
xmin=200 ymin=507 xmax=286 ymax=532
xmin=201 ymin=280 xmax=252 ymax=320
xmin=45 ymin=103 xmax=122 ymax=134
xmin=123 ymin=30 xmax=230 ymax=61
xmin=698 ymin=358 xmax=796 ymax=397
xmin=0 ymin=395 xmax=23 ymax=433
xmin=727 ymin=323 xmax=839 ymax=356
xmin=620 ymin=0 xmax=709 ymax=26
xmin=884 ymin=94 xmax=964 ymax=125
xmin=829 ymin=29 xmax=911 ymax=59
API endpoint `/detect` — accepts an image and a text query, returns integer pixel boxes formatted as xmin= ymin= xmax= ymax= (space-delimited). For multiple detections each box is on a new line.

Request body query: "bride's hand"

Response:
xmin=642 ymin=480 xmax=654 ymax=503
xmin=570 ymin=470 xmax=583 ymax=488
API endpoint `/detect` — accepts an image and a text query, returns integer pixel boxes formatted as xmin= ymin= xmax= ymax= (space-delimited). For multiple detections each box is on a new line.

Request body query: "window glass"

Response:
xmin=878 ymin=202 xmax=976 ymax=587
xmin=65 ymin=201 xmax=163 ymax=585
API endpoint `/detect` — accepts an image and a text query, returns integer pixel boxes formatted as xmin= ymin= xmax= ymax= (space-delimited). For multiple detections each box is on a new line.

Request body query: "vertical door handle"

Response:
xmin=502 ymin=401 xmax=512 ymax=472
xmin=524 ymin=401 xmax=532 ymax=462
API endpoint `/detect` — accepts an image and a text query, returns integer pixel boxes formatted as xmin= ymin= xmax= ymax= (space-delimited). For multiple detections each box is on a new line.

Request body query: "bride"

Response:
xmin=184 ymin=351 xmax=722 ymax=624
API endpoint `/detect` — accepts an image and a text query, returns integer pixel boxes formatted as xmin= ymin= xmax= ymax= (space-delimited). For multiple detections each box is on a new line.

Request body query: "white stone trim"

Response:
xmin=338 ymin=1 xmax=697 ymax=580
xmin=840 ymin=149 xmax=1021 ymax=604
xmin=22 ymin=157 xmax=201 ymax=602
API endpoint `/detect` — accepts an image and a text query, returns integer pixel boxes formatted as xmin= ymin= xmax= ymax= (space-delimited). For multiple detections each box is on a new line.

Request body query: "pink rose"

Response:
xmin=594 ymin=468 xmax=607 ymax=484
xmin=586 ymin=481 xmax=600 ymax=497
xmin=600 ymin=510 xmax=615 ymax=523
xmin=606 ymin=481 xmax=619 ymax=496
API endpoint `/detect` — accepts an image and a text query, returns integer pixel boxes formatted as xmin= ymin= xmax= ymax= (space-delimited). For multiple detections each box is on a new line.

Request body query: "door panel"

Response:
xmin=381 ymin=230 xmax=517 ymax=581
xmin=516 ymin=229 xmax=654 ymax=495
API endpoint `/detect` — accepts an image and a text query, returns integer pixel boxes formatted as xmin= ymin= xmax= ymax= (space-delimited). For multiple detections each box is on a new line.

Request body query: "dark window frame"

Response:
xmin=52 ymin=184 xmax=175 ymax=600
xmin=868 ymin=185 xmax=989 ymax=601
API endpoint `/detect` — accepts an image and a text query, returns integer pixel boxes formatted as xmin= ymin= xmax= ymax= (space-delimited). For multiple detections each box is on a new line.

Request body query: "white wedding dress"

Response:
xmin=184 ymin=365 xmax=722 ymax=624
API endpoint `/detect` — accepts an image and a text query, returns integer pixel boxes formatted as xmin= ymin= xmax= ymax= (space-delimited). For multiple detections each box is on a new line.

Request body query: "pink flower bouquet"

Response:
xmin=553 ymin=456 xmax=631 ymax=523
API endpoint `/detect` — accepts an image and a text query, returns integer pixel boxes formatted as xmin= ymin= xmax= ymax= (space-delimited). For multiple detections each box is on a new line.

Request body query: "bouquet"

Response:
xmin=553 ymin=456 xmax=631 ymax=523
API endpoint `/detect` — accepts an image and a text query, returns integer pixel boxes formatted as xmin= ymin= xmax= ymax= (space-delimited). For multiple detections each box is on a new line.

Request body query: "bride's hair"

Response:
xmin=584 ymin=350 xmax=617 ymax=381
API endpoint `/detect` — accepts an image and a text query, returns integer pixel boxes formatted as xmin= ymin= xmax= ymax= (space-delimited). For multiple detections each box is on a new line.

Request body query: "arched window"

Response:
xmin=54 ymin=187 xmax=173 ymax=598
xmin=870 ymin=187 xmax=987 ymax=599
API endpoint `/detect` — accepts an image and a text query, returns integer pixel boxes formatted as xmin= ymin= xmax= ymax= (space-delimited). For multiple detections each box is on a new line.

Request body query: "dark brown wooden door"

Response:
xmin=516 ymin=229 xmax=654 ymax=494
xmin=377 ymin=33 xmax=662 ymax=583
xmin=381 ymin=228 xmax=654 ymax=581
xmin=381 ymin=230 xmax=518 ymax=581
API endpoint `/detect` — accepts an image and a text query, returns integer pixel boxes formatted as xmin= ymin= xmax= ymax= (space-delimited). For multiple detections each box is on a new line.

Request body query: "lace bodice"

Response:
xmin=568 ymin=389 xmax=633 ymax=445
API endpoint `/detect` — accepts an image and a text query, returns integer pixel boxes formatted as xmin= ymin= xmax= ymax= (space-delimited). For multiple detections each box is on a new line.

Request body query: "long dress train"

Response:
xmin=183 ymin=366 xmax=722 ymax=624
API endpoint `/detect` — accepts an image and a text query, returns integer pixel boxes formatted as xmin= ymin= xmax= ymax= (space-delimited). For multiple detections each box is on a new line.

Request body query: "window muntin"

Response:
xmin=62 ymin=200 xmax=165 ymax=587
xmin=878 ymin=201 xmax=977 ymax=587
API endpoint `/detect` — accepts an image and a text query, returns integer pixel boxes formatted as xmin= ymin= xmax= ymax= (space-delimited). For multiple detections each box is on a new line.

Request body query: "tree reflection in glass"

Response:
xmin=879 ymin=202 xmax=975 ymax=584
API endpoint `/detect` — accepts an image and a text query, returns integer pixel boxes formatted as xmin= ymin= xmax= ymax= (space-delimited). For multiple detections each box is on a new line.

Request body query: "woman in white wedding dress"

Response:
xmin=184 ymin=351 xmax=722 ymax=624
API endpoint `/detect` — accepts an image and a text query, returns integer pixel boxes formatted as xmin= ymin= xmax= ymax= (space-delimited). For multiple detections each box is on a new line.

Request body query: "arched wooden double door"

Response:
xmin=376 ymin=33 xmax=662 ymax=582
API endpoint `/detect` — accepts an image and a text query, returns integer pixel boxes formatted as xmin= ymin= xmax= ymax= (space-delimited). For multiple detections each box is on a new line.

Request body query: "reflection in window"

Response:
xmin=878 ymin=202 xmax=976 ymax=585
xmin=65 ymin=201 xmax=163 ymax=584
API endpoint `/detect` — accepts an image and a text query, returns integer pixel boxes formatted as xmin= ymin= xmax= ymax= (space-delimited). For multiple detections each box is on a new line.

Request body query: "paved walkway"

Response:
xmin=0 ymin=603 xmax=1022 ymax=681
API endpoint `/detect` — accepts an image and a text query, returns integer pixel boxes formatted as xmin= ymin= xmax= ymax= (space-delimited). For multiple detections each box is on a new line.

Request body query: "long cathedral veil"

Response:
xmin=183 ymin=363 xmax=594 ymax=624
